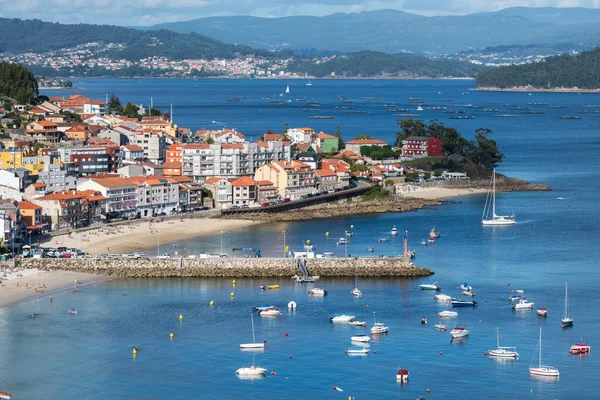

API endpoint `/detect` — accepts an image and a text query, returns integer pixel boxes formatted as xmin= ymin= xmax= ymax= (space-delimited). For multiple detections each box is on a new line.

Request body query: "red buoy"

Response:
xmin=484 ymin=352 xmax=488 ymax=356
xmin=366 ymin=304 xmax=369 ymax=308
xmin=333 ymin=386 xmax=337 ymax=391
xmin=289 ymin=355 xmax=292 ymax=359
xmin=439 ymin=351 xmax=443 ymax=356
xmin=427 ymin=388 xmax=431 ymax=393
xmin=264 ymin=339 xmax=267 ymax=343
xmin=371 ymin=341 xmax=375 ymax=344
xmin=272 ymin=371 xmax=276 ymax=375
xmin=285 ymin=332 xmax=289 ymax=337
xmin=374 ymin=351 xmax=377 ymax=354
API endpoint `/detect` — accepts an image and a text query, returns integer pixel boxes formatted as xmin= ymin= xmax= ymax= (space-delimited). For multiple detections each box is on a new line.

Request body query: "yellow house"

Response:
xmin=254 ymin=160 xmax=315 ymax=200
xmin=0 ymin=149 xmax=44 ymax=175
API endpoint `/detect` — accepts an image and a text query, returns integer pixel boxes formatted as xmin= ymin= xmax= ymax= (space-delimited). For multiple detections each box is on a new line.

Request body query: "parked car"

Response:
xmin=334 ymin=188 xmax=343 ymax=192
xmin=300 ymin=195 xmax=309 ymax=200
xmin=261 ymin=202 xmax=270 ymax=207
xmin=230 ymin=205 xmax=240 ymax=210
xmin=271 ymin=200 xmax=282 ymax=205
xmin=241 ymin=204 xmax=249 ymax=209
xmin=283 ymin=198 xmax=291 ymax=203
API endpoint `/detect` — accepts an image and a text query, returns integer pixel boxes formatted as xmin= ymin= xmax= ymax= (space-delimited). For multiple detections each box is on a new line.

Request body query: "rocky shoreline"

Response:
xmin=473 ymin=86 xmax=600 ymax=93
xmin=21 ymin=258 xmax=434 ymax=278
xmin=427 ymin=176 xmax=551 ymax=193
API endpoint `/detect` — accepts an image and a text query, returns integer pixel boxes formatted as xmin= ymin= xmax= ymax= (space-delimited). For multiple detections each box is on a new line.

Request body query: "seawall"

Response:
xmin=21 ymin=258 xmax=434 ymax=278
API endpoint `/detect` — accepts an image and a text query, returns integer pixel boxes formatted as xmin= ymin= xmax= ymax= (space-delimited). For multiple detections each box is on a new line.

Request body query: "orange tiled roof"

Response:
xmin=231 ymin=176 xmax=256 ymax=187
xmin=317 ymin=132 xmax=336 ymax=139
xmin=19 ymin=200 xmax=42 ymax=210
xmin=91 ymin=177 xmax=135 ymax=188
xmin=346 ymin=139 xmax=387 ymax=145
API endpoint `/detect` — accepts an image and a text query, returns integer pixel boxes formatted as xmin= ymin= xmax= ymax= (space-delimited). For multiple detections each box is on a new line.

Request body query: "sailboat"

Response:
xmin=351 ymin=269 xmax=362 ymax=297
xmin=482 ymin=169 xmax=516 ymax=226
xmin=529 ymin=327 xmax=559 ymax=377
xmin=285 ymin=85 xmax=290 ymax=94
xmin=488 ymin=327 xmax=519 ymax=358
xmin=240 ymin=314 xmax=265 ymax=349
xmin=561 ymin=281 xmax=573 ymax=328
xmin=236 ymin=350 xmax=267 ymax=377
xmin=306 ymin=78 xmax=313 ymax=86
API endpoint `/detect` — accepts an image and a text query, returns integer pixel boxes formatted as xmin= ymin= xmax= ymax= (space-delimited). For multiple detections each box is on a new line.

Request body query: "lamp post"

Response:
xmin=282 ymin=230 xmax=286 ymax=258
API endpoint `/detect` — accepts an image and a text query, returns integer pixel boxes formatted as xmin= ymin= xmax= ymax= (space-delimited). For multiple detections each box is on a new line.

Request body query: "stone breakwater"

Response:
xmin=424 ymin=176 xmax=550 ymax=192
xmin=21 ymin=258 xmax=433 ymax=278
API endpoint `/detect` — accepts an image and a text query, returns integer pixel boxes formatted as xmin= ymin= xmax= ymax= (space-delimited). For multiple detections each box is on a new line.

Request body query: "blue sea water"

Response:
xmin=0 ymin=79 xmax=597 ymax=398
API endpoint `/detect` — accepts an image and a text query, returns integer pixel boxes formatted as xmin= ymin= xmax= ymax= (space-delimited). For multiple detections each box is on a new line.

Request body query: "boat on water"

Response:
xmin=452 ymin=300 xmax=477 ymax=307
xmin=391 ymin=225 xmax=398 ymax=236
xmin=421 ymin=317 xmax=428 ymax=324
xmin=396 ymin=369 xmax=409 ymax=382
xmin=310 ymin=288 xmax=328 ymax=296
xmin=537 ymin=308 xmax=547 ymax=317
xmin=434 ymin=294 xmax=452 ymax=301
xmin=259 ymin=285 xmax=279 ymax=290
xmin=462 ymin=288 xmax=476 ymax=297
xmin=428 ymin=237 xmax=436 ymax=244
xmin=236 ymin=365 xmax=267 ymax=377
xmin=439 ymin=310 xmax=458 ymax=318
xmin=259 ymin=309 xmax=282 ymax=317
xmin=570 ymin=342 xmax=591 ymax=355
xmin=371 ymin=322 xmax=389 ymax=335
xmin=429 ymin=228 xmax=440 ymax=239
xmin=378 ymin=236 xmax=390 ymax=243
xmin=416 ymin=106 xmax=424 ymax=111
xmin=529 ymin=328 xmax=559 ymax=377
xmin=253 ymin=304 xmax=276 ymax=312
xmin=331 ymin=315 xmax=355 ymax=323
xmin=351 ymin=334 xmax=371 ymax=343
xmin=482 ymin=169 xmax=516 ymax=225
xmin=561 ymin=281 xmax=573 ymax=328
xmin=421 ymin=240 xmax=427 ymax=246
xmin=515 ymin=289 xmax=525 ymax=294
xmin=323 ymin=251 xmax=334 ymax=256
xmin=285 ymin=85 xmax=290 ymax=94
xmin=306 ymin=78 xmax=312 ymax=86
xmin=351 ymin=270 xmax=362 ymax=297
xmin=0 ymin=392 xmax=12 ymax=400
xmin=435 ymin=322 xmax=447 ymax=331
xmin=240 ymin=314 xmax=265 ymax=349
xmin=420 ymin=283 xmax=441 ymax=291
xmin=459 ymin=283 xmax=472 ymax=291
xmin=367 ymin=247 xmax=374 ymax=252
xmin=346 ymin=347 xmax=370 ymax=355
xmin=288 ymin=301 xmax=297 ymax=310
xmin=509 ymin=295 xmax=521 ymax=302
xmin=337 ymin=238 xmax=349 ymax=245
xmin=450 ymin=324 xmax=469 ymax=339
xmin=488 ymin=327 xmax=519 ymax=358
xmin=67 ymin=308 xmax=77 ymax=314
xmin=345 ymin=230 xmax=354 ymax=237
xmin=349 ymin=320 xmax=367 ymax=327
xmin=512 ymin=298 xmax=534 ymax=310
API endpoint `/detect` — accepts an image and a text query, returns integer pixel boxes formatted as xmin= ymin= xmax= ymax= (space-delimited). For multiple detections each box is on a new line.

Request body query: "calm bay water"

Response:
xmin=0 ymin=79 xmax=597 ymax=398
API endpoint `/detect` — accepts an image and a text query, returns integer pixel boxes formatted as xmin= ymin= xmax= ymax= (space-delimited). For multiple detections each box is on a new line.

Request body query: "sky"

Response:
xmin=1 ymin=0 xmax=599 ymax=26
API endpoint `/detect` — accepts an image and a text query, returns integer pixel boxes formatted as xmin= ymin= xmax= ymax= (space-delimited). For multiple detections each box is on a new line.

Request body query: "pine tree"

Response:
xmin=334 ymin=124 xmax=345 ymax=149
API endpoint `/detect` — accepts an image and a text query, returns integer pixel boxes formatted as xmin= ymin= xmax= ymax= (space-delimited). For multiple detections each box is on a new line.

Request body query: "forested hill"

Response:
xmin=475 ymin=47 xmax=600 ymax=89
xmin=0 ymin=18 xmax=286 ymax=60
xmin=286 ymin=51 xmax=485 ymax=78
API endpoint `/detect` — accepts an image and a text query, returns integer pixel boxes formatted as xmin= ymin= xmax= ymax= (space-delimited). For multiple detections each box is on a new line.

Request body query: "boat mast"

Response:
xmin=539 ymin=327 xmax=542 ymax=367
xmin=492 ymin=169 xmax=497 ymax=218
xmin=496 ymin=327 xmax=500 ymax=349
xmin=251 ymin=314 xmax=256 ymax=344
xmin=564 ymin=282 xmax=569 ymax=319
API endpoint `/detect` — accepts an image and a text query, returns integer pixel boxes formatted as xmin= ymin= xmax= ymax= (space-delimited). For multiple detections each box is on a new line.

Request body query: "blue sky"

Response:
xmin=1 ymin=0 xmax=598 ymax=25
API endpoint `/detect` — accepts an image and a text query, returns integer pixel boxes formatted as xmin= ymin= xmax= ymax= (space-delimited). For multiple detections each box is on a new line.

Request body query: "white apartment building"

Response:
xmin=287 ymin=127 xmax=316 ymax=144
xmin=129 ymin=177 xmax=180 ymax=217
xmin=78 ymin=177 xmax=138 ymax=217
xmin=129 ymin=131 xmax=167 ymax=164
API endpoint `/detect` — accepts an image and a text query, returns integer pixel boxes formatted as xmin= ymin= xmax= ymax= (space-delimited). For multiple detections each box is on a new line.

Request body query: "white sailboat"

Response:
xmin=561 ymin=281 xmax=573 ymax=328
xmin=488 ymin=327 xmax=519 ymax=358
xmin=482 ymin=169 xmax=516 ymax=226
xmin=351 ymin=269 xmax=362 ymax=297
xmin=529 ymin=327 xmax=559 ymax=377
xmin=285 ymin=85 xmax=290 ymax=94
xmin=306 ymin=78 xmax=313 ymax=86
xmin=236 ymin=350 xmax=267 ymax=377
xmin=240 ymin=314 xmax=265 ymax=349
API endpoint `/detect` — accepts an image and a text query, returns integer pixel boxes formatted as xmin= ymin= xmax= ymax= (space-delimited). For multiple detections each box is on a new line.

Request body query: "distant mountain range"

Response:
xmin=145 ymin=7 xmax=600 ymax=54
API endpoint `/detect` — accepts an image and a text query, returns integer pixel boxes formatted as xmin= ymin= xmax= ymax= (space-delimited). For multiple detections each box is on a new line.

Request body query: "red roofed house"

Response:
xmin=83 ymin=100 xmax=107 ymax=116
xmin=121 ymin=144 xmax=145 ymax=162
xmin=213 ymin=129 xmax=245 ymax=144
xmin=77 ymin=177 xmax=138 ymax=218
xmin=316 ymin=132 xmax=339 ymax=153
xmin=256 ymin=180 xmax=278 ymax=204
xmin=25 ymin=121 xmax=62 ymax=144
xmin=401 ymin=136 xmax=444 ymax=158
xmin=264 ymin=133 xmax=284 ymax=142
xmin=64 ymin=125 xmax=93 ymax=141
xmin=32 ymin=190 xmax=88 ymax=230
xmin=202 ymin=177 xmax=232 ymax=209
xmin=345 ymin=138 xmax=388 ymax=154
xmin=231 ymin=176 xmax=257 ymax=207
xmin=315 ymin=169 xmax=339 ymax=192
xmin=19 ymin=200 xmax=44 ymax=232
xmin=321 ymin=159 xmax=351 ymax=185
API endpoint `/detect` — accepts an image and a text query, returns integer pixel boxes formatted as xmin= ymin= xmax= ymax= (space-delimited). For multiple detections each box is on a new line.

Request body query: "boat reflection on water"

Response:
xmin=237 ymin=374 xmax=266 ymax=381
xmin=450 ymin=336 xmax=469 ymax=345
xmin=240 ymin=348 xmax=265 ymax=353
xmin=530 ymin=374 xmax=560 ymax=383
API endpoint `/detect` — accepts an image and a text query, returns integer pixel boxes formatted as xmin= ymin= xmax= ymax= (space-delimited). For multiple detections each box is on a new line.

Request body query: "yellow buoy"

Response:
xmin=209 ymin=300 xmax=214 ymax=306
xmin=230 ymin=292 xmax=235 ymax=297
xmin=170 ymin=333 xmax=174 ymax=339
xmin=232 ymin=279 xmax=236 ymax=285
xmin=179 ymin=314 xmax=183 ymax=320
xmin=132 ymin=348 xmax=137 ymax=355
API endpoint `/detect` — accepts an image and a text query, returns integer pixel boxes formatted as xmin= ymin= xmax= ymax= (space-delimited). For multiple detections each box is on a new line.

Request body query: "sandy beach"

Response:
xmin=400 ymin=185 xmax=488 ymax=200
xmin=0 ymin=267 xmax=109 ymax=307
xmin=50 ymin=218 xmax=257 ymax=256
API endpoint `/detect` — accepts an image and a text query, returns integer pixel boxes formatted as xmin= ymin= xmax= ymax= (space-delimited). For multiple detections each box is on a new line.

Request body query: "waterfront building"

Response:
xmin=253 ymin=160 xmax=315 ymax=199
xmin=315 ymin=168 xmax=339 ymax=193
xmin=231 ymin=176 xmax=257 ymax=207
xmin=78 ymin=177 xmax=138 ymax=219
xmin=401 ymin=136 xmax=444 ymax=157
xmin=32 ymin=191 xmax=89 ymax=230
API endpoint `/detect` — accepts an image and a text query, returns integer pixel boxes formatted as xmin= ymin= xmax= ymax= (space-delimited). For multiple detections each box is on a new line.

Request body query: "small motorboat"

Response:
xmin=428 ymin=237 xmax=435 ymax=244
xmin=236 ymin=365 xmax=267 ymax=376
xmin=367 ymin=247 xmax=374 ymax=252
xmin=557 ymin=197 xmax=565 ymax=200
xmin=378 ymin=236 xmax=390 ymax=243
xmin=439 ymin=310 xmax=458 ymax=318
xmin=452 ymin=300 xmax=477 ymax=307
xmin=434 ymin=322 xmax=447 ymax=331
xmin=391 ymin=225 xmax=398 ymax=236
xmin=351 ymin=288 xmax=362 ymax=297
xmin=331 ymin=315 xmax=355 ymax=323
xmin=396 ymin=369 xmax=409 ymax=382
xmin=429 ymin=228 xmax=440 ymax=239
xmin=371 ymin=322 xmax=389 ymax=335
xmin=434 ymin=294 xmax=452 ymax=302
xmin=346 ymin=347 xmax=369 ymax=355
xmin=0 ymin=392 xmax=12 ymax=400
xmin=288 ymin=301 xmax=297 ymax=310
xmin=67 ymin=308 xmax=77 ymax=315
xmin=259 ymin=309 xmax=282 ymax=317
xmin=450 ymin=324 xmax=469 ymax=339
xmin=337 ymin=238 xmax=349 ymax=245
xmin=253 ymin=304 xmax=276 ymax=312
xmin=461 ymin=289 xmax=476 ymax=297
xmin=351 ymin=334 xmax=371 ymax=343
xmin=349 ymin=320 xmax=367 ymax=327
xmin=509 ymin=295 xmax=521 ymax=302
xmin=345 ymin=230 xmax=354 ymax=238
xmin=570 ymin=343 xmax=591 ymax=355
xmin=419 ymin=283 xmax=441 ymax=291
xmin=515 ymin=289 xmax=525 ymax=294
xmin=537 ymin=308 xmax=547 ymax=317
xmin=421 ymin=240 xmax=427 ymax=246
xmin=512 ymin=298 xmax=534 ymax=310
xmin=309 ymin=288 xmax=327 ymax=296
xmin=421 ymin=317 xmax=428 ymax=324
xmin=459 ymin=283 xmax=472 ymax=292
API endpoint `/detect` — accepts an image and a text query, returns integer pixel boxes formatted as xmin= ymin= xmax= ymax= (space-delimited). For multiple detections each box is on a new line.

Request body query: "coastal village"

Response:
xmin=0 ymin=93 xmax=460 ymax=255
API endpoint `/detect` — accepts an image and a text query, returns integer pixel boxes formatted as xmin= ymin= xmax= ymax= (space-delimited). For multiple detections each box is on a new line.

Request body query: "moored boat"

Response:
xmin=488 ymin=327 xmax=519 ymax=358
xmin=429 ymin=228 xmax=440 ymax=239
xmin=349 ymin=320 xmax=367 ymax=327
xmin=351 ymin=288 xmax=362 ymax=297
xmin=396 ymin=369 xmax=409 ymax=382
xmin=391 ymin=225 xmax=398 ymax=236
xmin=439 ymin=310 xmax=458 ymax=318
xmin=310 ymin=288 xmax=328 ymax=296
xmin=240 ymin=314 xmax=265 ymax=349
xmin=346 ymin=347 xmax=370 ymax=355
xmin=462 ymin=289 xmax=476 ymax=297
xmin=253 ymin=304 xmax=276 ymax=312
xmin=371 ymin=322 xmax=389 ymax=335
xmin=434 ymin=322 xmax=447 ymax=331
xmin=351 ymin=334 xmax=371 ymax=343
xmin=570 ymin=342 xmax=591 ymax=355
xmin=331 ymin=315 xmax=355 ymax=323
xmin=561 ymin=281 xmax=573 ymax=328
xmin=259 ymin=309 xmax=282 ymax=317
xmin=236 ymin=365 xmax=267 ymax=376
xmin=288 ymin=301 xmax=297 ymax=310
xmin=482 ymin=169 xmax=516 ymax=226
xmin=450 ymin=324 xmax=469 ymax=339
xmin=428 ymin=237 xmax=435 ymax=244
xmin=452 ymin=300 xmax=477 ymax=307
xmin=509 ymin=295 xmax=521 ymax=302
xmin=512 ymin=298 xmax=534 ymax=310
xmin=537 ymin=308 xmax=547 ymax=317
xmin=529 ymin=328 xmax=559 ymax=377
xmin=0 ymin=392 xmax=11 ymax=400
xmin=434 ymin=294 xmax=452 ymax=301
xmin=420 ymin=283 xmax=441 ymax=291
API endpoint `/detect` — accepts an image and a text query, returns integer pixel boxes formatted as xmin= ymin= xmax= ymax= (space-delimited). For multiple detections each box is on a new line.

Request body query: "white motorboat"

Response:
xmin=482 ymin=169 xmax=516 ymax=226
xmin=537 ymin=307 xmax=547 ymax=317
xmin=330 ymin=315 xmax=355 ymax=323
xmin=346 ymin=347 xmax=369 ymax=355
xmin=434 ymin=293 xmax=452 ymax=302
xmin=310 ymin=288 xmax=328 ymax=296
xmin=439 ymin=310 xmax=458 ymax=318
xmin=488 ymin=327 xmax=519 ymax=358
xmin=561 ymin=281 xmax=573 ymax=328
xmin=429 ymin=228 xmax=440 ymax=239
xmin=253 ymin=304 xmax=276 ymax=312
xmin=459 ymin=283 xmax=472 ymax=291
xmin=236 ymin=365 xmax=268 ymax=376
xmin=345 ymin=230 xmax=354 ymax=237
xmin=509 ymin=295 xmax=521 ymax=302
xmin=419 ymin=283 xmax=441 ymax=291
xmin=367 ymin=247 xmax=374 ymax=252
xmin=570 ymin=342 xmax=591 ymax=355
xmin=515 ymin=289 xmax=525 ymax=293
xmin=240 ymin=314 xmax=265 ymax=349
xmin=462 ymin=289 xmax=476 ymax=297
xmin=259 ymin=309 xmax=282 ymax=317
xmin=378 ymin=236 xmax=389 ymax=243
xmin=428 ymin=237 xmax=435 ymax=244
xmin=0 ymin=392 xmax=12 ymax=400
xmin=323 ymin=251 xmax=334 ymax=256
xmin=416 ymin=106 xmax=423 ymax=111
xmin=351 ymin=288 xmax=362 ymax=297
xmin=351 ymin=334 xmax=371 ymax=343
xmin=391 ymin=225 xmax=398 ymax=236
xmin=370 ymin=322 xmax=389 ymax=335
xmin=512 ymin=298 xmax=534 ymax=310
xmin=450 ymin=324 xmax=469 ymax=339
xmin=337 ymin=238 xmax=349 ymax=245
xmin=434 ymin=322 xmax=447 ymax=331
xmin=421 ymin=240 xmax=427 ymax=246
xmin=349 ymin=320 xmax=367 ymax=327
xmin=67 ymin=308 xmax=77 ymax=315
xmin=529 ymin=327 xmax=559 ymax=377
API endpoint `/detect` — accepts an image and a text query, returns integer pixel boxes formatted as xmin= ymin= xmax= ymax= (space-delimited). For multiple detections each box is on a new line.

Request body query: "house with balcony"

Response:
xmin=401 ymin=136 xmax=444 ymax=158
xmin=32 ymin=191 xmax=88 ymax=230
xmin=19 ymin=200 xmax=45 ymax=234
xmin=203 ymin=177 xmax=233 ymax=209
xmin=78 ymin=177 xmax=138 ymax=218
xmin=231 ymin=176 xmax=257 ymax=207
xmin=287 ymin=128 xmax=316 ymax=144
xmin=25 ymin=121 xmax=63 ymax=145
xmin=254 ymin=160 xmax=315 ymax=199
xmin=129 ymin=176 xmax=180 ymax=217
xmin=83 ymin=100 xmax=107 ymax=116
xmin=256 ymin=180 xmax=279 ymax=204
xmin=315 ymin=169 xmax=339 ymax=193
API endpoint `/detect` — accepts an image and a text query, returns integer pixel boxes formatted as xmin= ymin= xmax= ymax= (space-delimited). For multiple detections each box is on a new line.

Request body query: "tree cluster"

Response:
xmin=287 ymin=50 xmax=485 ymax=78
xmin=360 ymin=145 xmax=401 ymax=160
xmin=0 ymin=61 xmax=39 ymax=104
xmin=475 ymin=47 xmax=600 ymax=89
xmin=396 ymin=119 xmax=503 ymax=171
